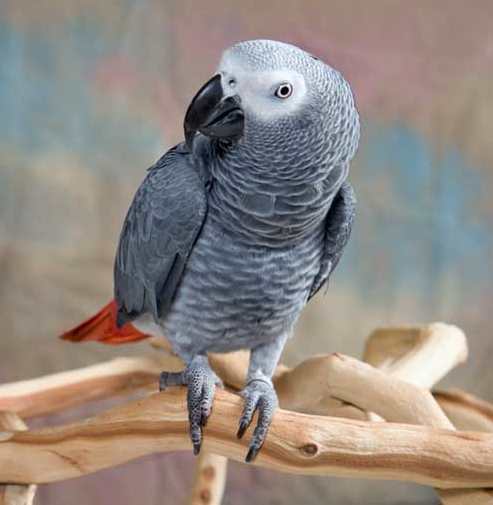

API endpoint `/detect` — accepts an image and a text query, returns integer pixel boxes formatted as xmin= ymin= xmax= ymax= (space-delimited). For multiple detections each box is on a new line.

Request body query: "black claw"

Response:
xmin=201 ymin=412 xmax=209 ymax=427
xmin=238 ymin=379 xmax=278 ymax=462
xmin=245 ymin=446 xmax=259 ymax=463
xmin=193 ymin=440 xmax=202 ymax=455
xmin=237 ymin=421 xmax=249 ymax=439
xmin=161 ymin=358 xmax=219 ymax=458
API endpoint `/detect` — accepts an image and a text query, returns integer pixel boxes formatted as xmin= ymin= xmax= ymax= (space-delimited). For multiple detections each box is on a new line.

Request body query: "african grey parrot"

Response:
xmin=62 ymin=39 xmax=360 ymax=462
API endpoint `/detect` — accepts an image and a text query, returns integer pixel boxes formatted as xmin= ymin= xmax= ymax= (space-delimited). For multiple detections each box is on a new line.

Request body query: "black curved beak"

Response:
xmin=184 ymin=74 xmax=244 ymax=150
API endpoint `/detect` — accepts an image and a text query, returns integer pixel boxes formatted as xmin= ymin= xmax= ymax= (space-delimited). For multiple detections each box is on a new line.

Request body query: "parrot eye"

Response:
xmin=275 ymin=82 xmax=293 ymax=99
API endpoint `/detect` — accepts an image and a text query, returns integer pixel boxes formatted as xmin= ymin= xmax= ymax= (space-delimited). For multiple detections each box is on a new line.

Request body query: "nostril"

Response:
xmin=228 ymin=77 xmax=237 ymax=88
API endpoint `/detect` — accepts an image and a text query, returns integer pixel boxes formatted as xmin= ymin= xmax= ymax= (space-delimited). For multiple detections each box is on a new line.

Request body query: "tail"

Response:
xmin=60 ymin=300 xmax=150 ymax=345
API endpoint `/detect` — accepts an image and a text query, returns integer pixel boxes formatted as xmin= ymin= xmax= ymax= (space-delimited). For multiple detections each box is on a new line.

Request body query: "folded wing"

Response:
xmin=309 ymin=180 xmax=356 ymax=300
xmin=114 ymin=144 xmax=208 ymax=326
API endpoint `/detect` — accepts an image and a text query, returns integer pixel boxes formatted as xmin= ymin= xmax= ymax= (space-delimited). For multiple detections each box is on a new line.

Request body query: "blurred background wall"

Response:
xmin=1 ymin=1 xmax=493 ymax=503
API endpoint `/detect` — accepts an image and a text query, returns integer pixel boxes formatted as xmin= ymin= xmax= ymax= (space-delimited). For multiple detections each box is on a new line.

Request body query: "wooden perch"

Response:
xmin=0 ymin=412 xmax=36 ymax=505
xmin=189 ymin=452 xmax=227 ymax=505
xmin=363 ymin=323 xmax=468 ymax=388
xmin=324 ymin=330 xmax=492 ymax=505
xmin=311 ymin=353 xmax=453 ymax=427
xmin=0 ymin=346 xmax=254 ymax=420
xmin=266 ymin=325 xmax=490 ymax=505
xmin=274 ymin=323 xmax=467 ymax=418
xmin=0 ymin=324 xmax=462 ymax=420
xmin=434 ymin=389 xmax=493 ymax=433
xmin=0 ymin=357 xmax=166 ymax=419
xmin=0 ymin=388 xmax=493 ymax=489
xmin=1 ymin=322 xmax=492 ymax=505
xmin=310 ymin=353 xmax=493 ymax=504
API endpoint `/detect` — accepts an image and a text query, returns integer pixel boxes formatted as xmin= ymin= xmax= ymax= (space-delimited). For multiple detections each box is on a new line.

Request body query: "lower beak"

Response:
xmin=184 ymin=74 xmax=244 ymax=150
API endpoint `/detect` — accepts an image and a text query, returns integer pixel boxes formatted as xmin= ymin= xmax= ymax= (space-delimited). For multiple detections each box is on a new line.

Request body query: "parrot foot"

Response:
xmin=236 ymin=377 xmax=278 ymax=463
xmin=159 ymin=355 xmax=222 ymax=455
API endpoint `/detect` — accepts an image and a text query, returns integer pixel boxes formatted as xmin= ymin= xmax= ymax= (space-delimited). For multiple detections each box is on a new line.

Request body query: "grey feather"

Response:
xmin=118 ymin=39 xmax=361 ymax=460
xmin=114 ymin=144 xmax=207 ymax=326
xmin=309 ymin=179 xmax=357 ymax=299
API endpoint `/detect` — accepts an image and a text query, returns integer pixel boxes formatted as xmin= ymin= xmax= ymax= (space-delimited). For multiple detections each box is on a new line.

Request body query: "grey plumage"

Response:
xmin=114 ymin=39 xmax=360 ymax=461
xmin=309 ymin=180 xmax=356 ymax=299
xmin=115 ymin=144 xmax=208 ymax=326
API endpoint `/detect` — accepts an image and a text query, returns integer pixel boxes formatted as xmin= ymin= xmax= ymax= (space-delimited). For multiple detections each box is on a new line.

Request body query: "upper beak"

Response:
xmin=184 ymin=74 xmax=244 ymax=150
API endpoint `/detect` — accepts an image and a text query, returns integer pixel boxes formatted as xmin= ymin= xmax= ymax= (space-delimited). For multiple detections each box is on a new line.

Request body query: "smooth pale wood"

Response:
xmin=0 ymin=323 xmax=487 ymax=505
xmin=363 ymin=323 xmax=468 ymax=388
xmin=434 ymin=390 xmax=493 ymax=433
xmin=0 ymin=357 xmax=168 ymax=418
xmin=360 ymin=326 xmax=492 ymax=504
xmin=275 ymin=323 xmax=467 ymax=415
xmin=0 ymin=413 xmax=36 ymax=505
xmin=438 ymin=489 xmax=493 ymax=505
xmin=311 ymin=353 xmax=453 ymax=428
xmin=316 ymin=354 xmax=493 ymax=505
xmin=198 ymin=325 xmax=481 ymax=503
xmin=310 ymin=323 xmax=469 ymax=422
xmin=0 ymin=324 xmax=459 ymax=420
xmin=0 ymin=389 xmax=492 ymax=488
xmin=274 ymin=354 xmax=383 ymax=420
xmin=0 ymin=324 xmax=491 ymax=504
xmin=0 ymin=340 xmax=252 ymax=420
xmin=189 ymin=453 xmax=227 ymax=505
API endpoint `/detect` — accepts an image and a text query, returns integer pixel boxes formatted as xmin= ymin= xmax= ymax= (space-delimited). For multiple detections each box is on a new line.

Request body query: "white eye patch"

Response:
xmin=245 ymin=70 xmax=307 ymax=121
xmin=218 ymin=53 xmax=307 ymax=121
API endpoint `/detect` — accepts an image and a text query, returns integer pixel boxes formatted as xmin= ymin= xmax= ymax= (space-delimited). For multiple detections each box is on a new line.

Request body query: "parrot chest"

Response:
xmin=161 ymin=216 xmax=325 ymax=357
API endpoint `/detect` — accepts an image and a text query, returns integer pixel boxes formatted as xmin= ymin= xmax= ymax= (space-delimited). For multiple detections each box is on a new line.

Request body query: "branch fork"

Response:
xmin=0 ymin=322 xmax=492 ymax=505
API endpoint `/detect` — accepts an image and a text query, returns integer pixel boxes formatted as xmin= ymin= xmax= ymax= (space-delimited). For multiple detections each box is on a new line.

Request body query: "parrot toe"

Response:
xmin=159 ymin=355 xmax=221 ymax=455
xmin=159 ymin=370 xmax=186 ymax=390
xmin=237 ymin=378 xmax=278 ymax=463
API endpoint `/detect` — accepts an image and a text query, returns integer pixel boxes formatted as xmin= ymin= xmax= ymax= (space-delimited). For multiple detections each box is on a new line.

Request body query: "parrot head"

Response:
xmin=184 ymin=39 xmax=359 ymax=170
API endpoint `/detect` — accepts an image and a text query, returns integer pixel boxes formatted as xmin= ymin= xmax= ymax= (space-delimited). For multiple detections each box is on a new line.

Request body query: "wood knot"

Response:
xmin=199 ymin=489 xmax=211 ymax=503
xmin=201 ymin=465 xmax=215 ymax=481
xmin=300 ymin=443 xmax=319 ymax=457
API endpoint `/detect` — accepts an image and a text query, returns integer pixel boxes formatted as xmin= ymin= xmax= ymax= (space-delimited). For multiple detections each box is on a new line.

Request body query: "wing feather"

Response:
xmin=309 ymin=180 xmax=356 ymax=300
xmin=114 ymin=144 xmax=207 ymax=326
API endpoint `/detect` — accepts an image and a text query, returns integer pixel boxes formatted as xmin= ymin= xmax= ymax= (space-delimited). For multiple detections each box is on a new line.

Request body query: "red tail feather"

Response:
xmin=60 ymin=300 xmax=150 ymax=345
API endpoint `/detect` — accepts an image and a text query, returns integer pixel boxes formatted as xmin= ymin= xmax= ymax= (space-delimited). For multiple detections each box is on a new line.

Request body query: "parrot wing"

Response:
xmin=114 ymin=143 xmax=208 ymax=326
xmin=308 ymin=179 xmax=356 ymax=300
